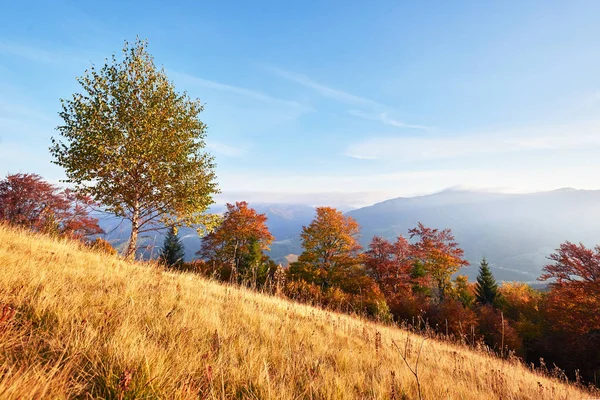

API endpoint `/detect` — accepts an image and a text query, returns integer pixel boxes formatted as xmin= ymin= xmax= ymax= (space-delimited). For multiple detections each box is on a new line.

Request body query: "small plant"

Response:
xmin=117 ymin=369 xmax=134 ymax=400
xmin=393 ymin=335 xmax=427 ymax=400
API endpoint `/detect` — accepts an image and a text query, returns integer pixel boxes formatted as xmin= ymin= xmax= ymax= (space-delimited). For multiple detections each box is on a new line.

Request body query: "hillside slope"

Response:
xmin=0 ymin=225 xmax=589 ymax=399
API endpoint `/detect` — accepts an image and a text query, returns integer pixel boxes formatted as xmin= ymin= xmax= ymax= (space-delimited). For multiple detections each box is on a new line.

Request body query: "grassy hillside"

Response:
xmin=0 ymin=225 xmax=591 ymax=399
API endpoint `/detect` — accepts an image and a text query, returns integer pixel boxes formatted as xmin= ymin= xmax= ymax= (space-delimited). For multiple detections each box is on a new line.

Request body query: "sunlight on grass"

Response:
xmin=0 ymin=224 xmax=591 ymax=399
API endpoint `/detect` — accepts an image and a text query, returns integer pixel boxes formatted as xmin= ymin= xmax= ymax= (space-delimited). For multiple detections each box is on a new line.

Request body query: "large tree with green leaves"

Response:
xmin=51 ymin=38 xmax=219 ymax=258
xmin=475 ymin=257 xmax=499 ymax=305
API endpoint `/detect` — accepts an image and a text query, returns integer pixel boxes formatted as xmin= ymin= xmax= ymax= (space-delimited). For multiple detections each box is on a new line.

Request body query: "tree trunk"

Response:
xmin=125 ymin=206 xmax=140 ymax=259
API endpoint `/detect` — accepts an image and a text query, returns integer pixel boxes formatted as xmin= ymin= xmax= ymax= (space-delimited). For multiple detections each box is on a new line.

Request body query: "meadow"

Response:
xmin=0 ymin=224 xmax=592 ymax=399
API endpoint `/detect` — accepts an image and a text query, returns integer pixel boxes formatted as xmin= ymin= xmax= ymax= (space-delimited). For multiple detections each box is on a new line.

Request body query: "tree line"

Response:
xmin=0 ymin=38 xmax=597 ymax=387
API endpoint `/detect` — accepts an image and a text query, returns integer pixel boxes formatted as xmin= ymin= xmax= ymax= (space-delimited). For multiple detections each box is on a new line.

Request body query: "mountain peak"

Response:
xmin=552 ymin=187 xmax=577 ymax=193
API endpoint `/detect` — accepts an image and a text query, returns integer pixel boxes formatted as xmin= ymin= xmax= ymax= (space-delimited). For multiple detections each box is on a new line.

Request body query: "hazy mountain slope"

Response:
xmin=348 ymin=188 xmax=600 ymax=281
xmin=95 ymin=188 xmax=600 ymax=281
xmin=0 ymin=225 xmax=588 ymax=399
xmin=96 ymin=203 xmax=315 ymax=263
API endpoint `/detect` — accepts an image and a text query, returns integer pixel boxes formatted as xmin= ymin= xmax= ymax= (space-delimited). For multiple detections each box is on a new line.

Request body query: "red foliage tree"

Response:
xmin=409 ymin=223 xmax=469 ymax=302
xmin=540 ymin=241 xmax=600 ymax=335
xmin=0 ymin=173 xmax=102 ymax=238
xmin=364 ymin=235 xmax=414 ymax=296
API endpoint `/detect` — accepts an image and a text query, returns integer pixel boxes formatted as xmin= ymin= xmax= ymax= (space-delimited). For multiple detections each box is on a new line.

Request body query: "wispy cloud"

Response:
xmin=0 ymin=41 xmax=91 ymax=65
xmin=170 ymin=71 xmax=313 ymax=112
xmin=345 ymin=121 xmax=600 ymax=161
xmin=347 ymin=110 xmax=432 ymax=130
xmin=263 ymin=65 xmax=381 ymax=108
xmin=263 ymin=65 xmax=430 ymax=130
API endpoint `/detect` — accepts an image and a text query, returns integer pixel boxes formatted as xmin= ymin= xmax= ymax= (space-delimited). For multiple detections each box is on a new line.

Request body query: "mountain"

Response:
xmin=347 ymin=187 xmax=600 ymax=282
xmin=0 ymin=224 xmax=586 ymax=399
xmin=95 ymin=188 xmax=600 ymax=282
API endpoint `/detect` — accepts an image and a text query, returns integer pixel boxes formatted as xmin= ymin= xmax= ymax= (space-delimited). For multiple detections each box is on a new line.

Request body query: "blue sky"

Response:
xmin=2 ymin=1 xmax=600 ymax=207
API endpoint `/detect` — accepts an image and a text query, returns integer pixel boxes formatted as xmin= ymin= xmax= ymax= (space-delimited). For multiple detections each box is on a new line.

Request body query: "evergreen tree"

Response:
xmin=475 ymin=257 xmax=499 ymax=305
xmin=410 ymin=260 xmax=430 ymax=296
xmin=160 ymin=227 xmax=185 ymax=268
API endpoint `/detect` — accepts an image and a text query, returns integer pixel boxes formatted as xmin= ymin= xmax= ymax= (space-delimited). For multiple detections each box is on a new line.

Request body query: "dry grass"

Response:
xmin=0 ymin=224 xmax=592 ymax=399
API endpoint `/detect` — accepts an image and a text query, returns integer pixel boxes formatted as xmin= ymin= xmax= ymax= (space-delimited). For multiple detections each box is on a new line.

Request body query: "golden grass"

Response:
xmin=0 ymin=224 xmax=592 ymax=399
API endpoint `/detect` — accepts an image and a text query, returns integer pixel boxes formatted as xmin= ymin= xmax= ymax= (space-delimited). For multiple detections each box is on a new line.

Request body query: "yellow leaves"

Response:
xmin=51 ymin=38 xmax=219 ymax=254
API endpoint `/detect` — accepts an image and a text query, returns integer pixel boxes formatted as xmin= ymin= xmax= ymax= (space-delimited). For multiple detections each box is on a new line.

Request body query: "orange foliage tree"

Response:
xmin=289 ymin=207 xmax=362 ymax=288
xmin=198 ymin=202 xmax=274 ymax=281
xmin=288 ymin=207 xmax=388 ymax=317
xmin=409 ymin=223 xmax=469 ymax=302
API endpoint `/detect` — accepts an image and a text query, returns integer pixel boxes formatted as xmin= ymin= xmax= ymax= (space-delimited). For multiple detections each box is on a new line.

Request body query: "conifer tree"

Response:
xmin=475 ymin=257 xmax=499 ymax=305
xmin=160 ymin=226 xmax=185 ymax=268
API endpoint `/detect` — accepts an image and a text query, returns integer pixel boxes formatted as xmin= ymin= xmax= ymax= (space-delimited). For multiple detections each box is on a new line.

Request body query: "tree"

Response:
xmin=475 ymin=257 xmax=499 ymax=305
xmin=159 ymin=226 xmax=185 ymax=268
xmin=288 ymin=207 xmax=362 ymax=288
xmin=409 ymin=223 xmax=469 ymax=302
xmin=0 ymin=173 xmax=102 ymax=238
xmin=198 ymin=202 xmax=274 ymax=281
xmin=364 ymin=235 xmax=414 ymax=296
xmin=453 ymin=275 xmax=475 ymax=307
xmin=539 ymin=242 xmax=600 ymax=335
xmin=288 ymin=208 xmax=389 ymax=317
xmin=51 ymin=38 xmax=218 ymax=259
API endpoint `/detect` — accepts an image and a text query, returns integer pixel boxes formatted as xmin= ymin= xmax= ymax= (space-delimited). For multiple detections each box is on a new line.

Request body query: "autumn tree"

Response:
xmin=198 ymin=202 xmax=274 ymax=282
xmin=0 ymin=173 xmax=102 ymax=238
xmin=287 ymin=207 xmax=388 ymax=317
xmin=288 ymin=207 xmax=362 ymax=288
xmin=539 ymin=242 xmax=600 ymax=335
xmin=409 ymin=223 xmax=469 ymax=302
xmin=159 ymin=226 xmax=185 ymax=268
xmin=496 ymin=282 xmax=545 ymax=351
xmin=51 ymin=38 xmax=218 ymax=259
xmin=537 ymin=242 xmax=600 ymax=383
xmin=452 ymin=275 xmax=475 ymax=307
xmin=475 ymin=257 xmax=499 ymax=306
xmin=364 ymin=235 xmax=414 ymax=296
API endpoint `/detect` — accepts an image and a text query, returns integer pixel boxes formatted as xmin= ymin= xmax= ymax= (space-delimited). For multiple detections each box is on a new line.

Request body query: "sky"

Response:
xmin=2 ymin=1 xmax=600 ymax=208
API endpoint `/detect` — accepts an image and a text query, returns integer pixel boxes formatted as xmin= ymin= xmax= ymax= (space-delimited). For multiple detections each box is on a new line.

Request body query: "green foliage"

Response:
xmin=452 ymin=275 xmax=475 ymax=307
xmin=237 ymin=238 xmax=278 ymax=288
xmin=410 ymin=261 xmax=431 ymax=297
xmin=159 ymin=226 xmax=185 ymax=268
xmin=475 ymin=257 xmax=499 ymax=305
xmin=50 ymin=38 xmax=219 ymax=258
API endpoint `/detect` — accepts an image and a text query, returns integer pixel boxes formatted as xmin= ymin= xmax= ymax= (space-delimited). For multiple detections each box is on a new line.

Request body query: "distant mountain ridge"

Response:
xmin=347 ymin=187 xmax=600 ymax=281
xmin=96 ymin=188 xmax=600 ymax=282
